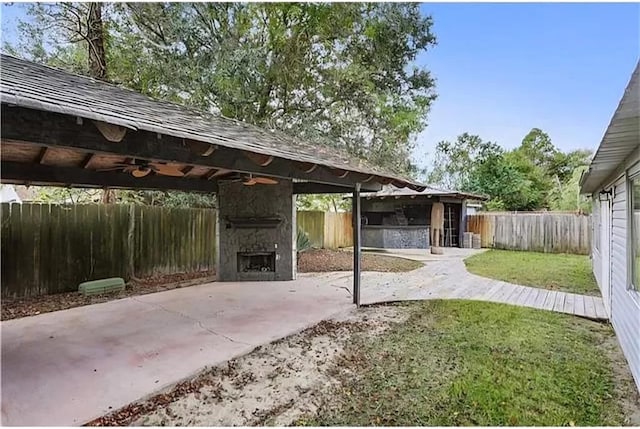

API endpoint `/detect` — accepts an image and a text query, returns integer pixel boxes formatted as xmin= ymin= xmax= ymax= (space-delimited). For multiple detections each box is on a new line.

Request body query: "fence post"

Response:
xmin=127 ymin=204 xmax=136 ymax=280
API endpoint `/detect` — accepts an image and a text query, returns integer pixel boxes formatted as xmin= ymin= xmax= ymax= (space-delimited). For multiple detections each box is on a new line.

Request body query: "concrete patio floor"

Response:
xmin=1 ymin=275 xmax=355 ymax=426
xmin=1 ymin=248 xmax=606 ymax=426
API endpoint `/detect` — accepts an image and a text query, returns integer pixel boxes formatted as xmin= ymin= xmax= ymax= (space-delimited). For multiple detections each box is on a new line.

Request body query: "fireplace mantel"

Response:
xmin=225 ymin=216 xmax=282 ymax=229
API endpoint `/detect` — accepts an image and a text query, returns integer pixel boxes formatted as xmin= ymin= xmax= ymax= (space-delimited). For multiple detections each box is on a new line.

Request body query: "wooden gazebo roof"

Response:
xmin=0 ymin=55 xmax=426 ymax=194
xmin=361 ymin=184 xmax=489 ymax=201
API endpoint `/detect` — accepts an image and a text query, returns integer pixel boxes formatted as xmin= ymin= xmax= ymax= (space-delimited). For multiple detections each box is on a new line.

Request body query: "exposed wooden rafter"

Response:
xmin=203 ymin=168 xmax=234 ymax=181
xmin=330 ymin=168 xmax=349 ymax=178
xmin=244 ymin=151 xmax=274 ymax=167
xmin=1 ymin=106 xmax=383 ymax=191
xmin=296 ymin=162 xmax=318 ymax=173
xmin=35 ymin=147 xmax=48 ymax=164
xmin=185 ymin=139 xmax=216 ymax=157
xmin=92 ymin=120 xmax=127 ymax=143
xmin=1 ymin=161 xmax=219 ymax=193
xmin=79 ymin=153 xmax=94 ymax=169
xmin=293 ymin=182 xmax=354 ymax=194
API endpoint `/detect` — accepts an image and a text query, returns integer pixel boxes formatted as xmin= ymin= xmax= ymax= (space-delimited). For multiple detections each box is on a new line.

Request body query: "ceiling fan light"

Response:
xmin=132 ymin=167 xmax=151 ymax=178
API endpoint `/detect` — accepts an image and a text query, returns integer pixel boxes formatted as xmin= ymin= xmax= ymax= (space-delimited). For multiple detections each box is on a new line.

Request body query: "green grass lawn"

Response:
xmin=303 ymin=300 xmax=633 ymax=426
xmin=464 ymin=249 xmax=599 ymax=295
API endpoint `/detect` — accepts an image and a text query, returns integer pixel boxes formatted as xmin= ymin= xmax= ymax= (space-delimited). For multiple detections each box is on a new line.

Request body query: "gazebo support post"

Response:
xmin=352 ymin=183 xmax=362 ymax=306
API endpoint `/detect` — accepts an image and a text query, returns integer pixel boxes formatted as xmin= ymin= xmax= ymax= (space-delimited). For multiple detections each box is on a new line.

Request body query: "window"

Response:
xmin=631 ymin=175 xmax=640 ymax=290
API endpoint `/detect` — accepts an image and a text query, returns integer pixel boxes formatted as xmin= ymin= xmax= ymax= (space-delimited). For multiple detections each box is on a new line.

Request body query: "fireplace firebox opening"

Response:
xmin=237 ymin=252 xmax=276 ymax=273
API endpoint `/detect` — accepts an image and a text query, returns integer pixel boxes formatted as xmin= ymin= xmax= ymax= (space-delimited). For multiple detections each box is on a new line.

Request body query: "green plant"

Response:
xmin=297 ymin=228 xmax=313 ymax=253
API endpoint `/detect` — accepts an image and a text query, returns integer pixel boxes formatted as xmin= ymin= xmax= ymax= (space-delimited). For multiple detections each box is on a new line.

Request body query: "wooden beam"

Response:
xmin=296 ymin=162 xmax=318 ymax=173
xmin=293 ymin=182 xmax=379 ymax=194
xmin=92 ymin=120 xmax=127 ymax=142
xmin=2 ymin=106 xmax=376 ymax=189
xmin=79 ymin=153 xmax=94 ymax=169
xmin=362 ymin=175 xmax=376 ymax=183
xmin=35 ymin=147 xmax=48 ymax=164
xmin=185 ymin=139 xmax=216 ymax=157
xmin=181 ymin=165 xmax=194 ymax=175
xmin=1 ymin=161 xmax=219 ymax=193
xmin=244 ymin=151 xmax=274 ymax=166
xmin=203 ymin=169 xmax=217 ymax=180
xmin=330 ymin=168 xmax=349 ymax=178
xmin=210 ymin=168 xmax=233 ymax=179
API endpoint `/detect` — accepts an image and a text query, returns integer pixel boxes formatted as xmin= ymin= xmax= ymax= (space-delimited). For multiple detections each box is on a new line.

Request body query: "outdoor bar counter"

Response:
xmin=362 ymin=225 xmax=430 ymax=249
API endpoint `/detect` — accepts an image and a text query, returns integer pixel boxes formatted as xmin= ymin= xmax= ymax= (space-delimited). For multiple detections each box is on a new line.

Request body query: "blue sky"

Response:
xmin=2 ymin=3 xmax=639 ymax=170
xmin=414 ymin=2 xmax=640 ymax=167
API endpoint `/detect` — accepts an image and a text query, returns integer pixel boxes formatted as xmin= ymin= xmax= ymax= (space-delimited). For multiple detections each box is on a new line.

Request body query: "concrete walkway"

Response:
xmin=356 ymin=248 xmax=608 ymax=319
xmin=1 ymin=248 xmax=606 ymax=426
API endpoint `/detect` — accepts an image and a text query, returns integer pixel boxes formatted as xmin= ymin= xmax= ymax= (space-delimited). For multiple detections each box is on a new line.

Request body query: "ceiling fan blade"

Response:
xmin=97 ymin=165 xmax=137 ymax=172
xmin=150 ymin=163 xmax=185 ymax=177
xmin=97 ymin=167 xmax=127 ymax=172
xmin=131 ymin=167 xmax=152 ymax=178
xmin=252 ymin=177 xmax=278 ymax=185
xmin=243 ymin=178 xmax=257 ymax=186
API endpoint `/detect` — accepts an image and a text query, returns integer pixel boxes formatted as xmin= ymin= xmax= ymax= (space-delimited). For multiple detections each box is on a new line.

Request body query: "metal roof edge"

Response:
xmin=580 ymin=59 xmax=640 ymax=194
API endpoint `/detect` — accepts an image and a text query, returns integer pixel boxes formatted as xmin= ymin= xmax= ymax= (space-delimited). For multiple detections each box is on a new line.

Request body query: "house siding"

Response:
xmin=593 ymin=155 xmax=640 ymax=391
xmin=591 ymin=198 xmax=602 ymax=288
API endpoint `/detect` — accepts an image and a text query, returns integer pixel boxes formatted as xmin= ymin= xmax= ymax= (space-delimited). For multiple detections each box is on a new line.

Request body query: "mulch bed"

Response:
xmin=2 ymin=250 xmax=421 ymax=322
xmin=298 ymin=249 xmax=422 ymax=273
xmin=1 ymin=270 xmax=216 ymax=321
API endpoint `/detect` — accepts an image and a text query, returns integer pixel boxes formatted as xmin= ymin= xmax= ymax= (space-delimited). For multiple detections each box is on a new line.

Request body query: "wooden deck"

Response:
xmin=358 ymin=249 xmax=608 ymax=320
xmin=428 ymin=279 xmax=608 ymax=320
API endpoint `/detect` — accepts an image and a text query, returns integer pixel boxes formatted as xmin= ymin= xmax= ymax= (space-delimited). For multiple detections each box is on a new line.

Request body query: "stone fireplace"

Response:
xmin=217 ymin=179 xmax=296 ymax=281
xmin=237 ymin=251 xmax=276 ymax=273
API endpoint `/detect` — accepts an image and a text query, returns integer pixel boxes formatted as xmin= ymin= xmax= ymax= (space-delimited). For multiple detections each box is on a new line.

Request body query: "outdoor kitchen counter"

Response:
xmin=362 ymin=225 xmax=430 ymax=249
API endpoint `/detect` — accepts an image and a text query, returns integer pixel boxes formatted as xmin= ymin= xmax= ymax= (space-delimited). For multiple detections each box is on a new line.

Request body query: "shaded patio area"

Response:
xmin=1 ymin=248 xmax=608 ymax=426
xmin=1 ymin=276 xmax=354 ymax=426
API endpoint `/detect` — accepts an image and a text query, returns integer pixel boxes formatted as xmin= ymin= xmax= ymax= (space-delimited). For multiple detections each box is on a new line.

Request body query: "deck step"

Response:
xmin=78 ymin=277 xmax=126 ymax=296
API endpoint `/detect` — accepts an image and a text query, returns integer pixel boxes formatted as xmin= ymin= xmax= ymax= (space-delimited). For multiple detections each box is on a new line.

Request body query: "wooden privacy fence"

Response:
xmin=297 ymin=211 xmax=353 ymax=249
xmin=1 ymin=203 xmax=217 ymax=298
xmin=466 ymin=212 xmax=591 ymax=254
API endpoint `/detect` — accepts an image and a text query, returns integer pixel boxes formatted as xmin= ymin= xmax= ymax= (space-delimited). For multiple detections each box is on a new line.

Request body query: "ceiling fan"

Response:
xmin=231 ymin=174 xmax=279 ymax=186
xmin=98 ymin=160 xmax=185 ymax=178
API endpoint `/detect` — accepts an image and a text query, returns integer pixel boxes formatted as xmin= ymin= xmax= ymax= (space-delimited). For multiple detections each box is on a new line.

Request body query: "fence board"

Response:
xmin=324 ymin=212 xmax=353 ymax=249
xmin=4 ymin=206 xmax=357 ymax=298
xmin=466 ymin=212 xmax=591 ymax=254
xmin=1 ymin=203 xmax=217 ymax=298
xmin=296 ymin=211 xmax=325 ymax=248
xmin=297 ymin=211 xmax=354 ymax=249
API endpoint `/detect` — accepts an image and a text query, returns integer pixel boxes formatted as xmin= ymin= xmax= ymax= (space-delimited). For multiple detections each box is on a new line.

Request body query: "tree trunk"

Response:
xmin=87 ymin=3 xmax=107 ymax=81
xmin=87 ymin=3 xmax=111 ymax=202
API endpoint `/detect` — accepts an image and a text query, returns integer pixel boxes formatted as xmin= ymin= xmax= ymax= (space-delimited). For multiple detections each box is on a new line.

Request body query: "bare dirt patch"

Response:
xmin=600 ymin=333 xmax=640 ymax=425
xmin=298 ymin=249 xmax=422 ymax=273
xmin=1 ymin=270 xmax=215 ymax=321
xmin=85 ymin=306 xmax=408 ymax=427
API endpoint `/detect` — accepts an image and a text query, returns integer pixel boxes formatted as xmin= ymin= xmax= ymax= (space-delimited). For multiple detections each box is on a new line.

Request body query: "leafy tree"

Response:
xmin=468 ymin=152 xmax=543 ymax=211
xmin=548 ymin=165 xmax=591 ymax=213
xmin=28 ymin=186 xmax=218 ymax=208
xmin=33 ymin=187 xmax=101 ymax=204
xmin=428 ymin=129 xmax=593 ymax=212
xmin=7 ymin=2 xmax=438 ymax=175
xmin=519 ymin=128 xmax=557 ymax=171
xmin=296 ymin=194 xmax=350 ymax=212
xmin=116 ymin=190 xmax=217 ymax=208
xmin=427 ymin=133 xmax=502 ymax=190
